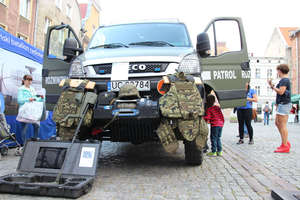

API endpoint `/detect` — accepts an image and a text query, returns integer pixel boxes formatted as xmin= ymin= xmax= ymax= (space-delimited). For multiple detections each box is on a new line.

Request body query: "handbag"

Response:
xmin=16 ymin=101 xmax=43 ymax=122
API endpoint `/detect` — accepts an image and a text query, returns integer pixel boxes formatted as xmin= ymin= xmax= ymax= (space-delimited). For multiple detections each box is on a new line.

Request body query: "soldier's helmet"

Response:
xmin=118 ymin=84 xmax=141 ymax=100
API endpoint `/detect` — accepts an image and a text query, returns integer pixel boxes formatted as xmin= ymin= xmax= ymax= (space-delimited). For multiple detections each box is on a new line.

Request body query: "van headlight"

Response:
xmin=178 ymin=53 xmax=201 ymax=75
xmin=69 ymin=59 xmax=86 ymax=77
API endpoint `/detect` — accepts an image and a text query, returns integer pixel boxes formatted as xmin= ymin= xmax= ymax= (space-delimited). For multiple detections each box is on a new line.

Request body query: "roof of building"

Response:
xmin=79 ymin=4 xmax=88 ymax=19
xmin=278 ymin=27 xmax=298 ymax=47
xmin=78 ymin=0 xmax=101 ymax=19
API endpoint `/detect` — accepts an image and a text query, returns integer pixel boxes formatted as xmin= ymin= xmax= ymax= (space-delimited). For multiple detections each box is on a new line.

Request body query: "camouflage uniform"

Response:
xmin=158 ymin=72 xmax=208 ymax=152
xmin=53 ymin=79 xmax=96 ymax=141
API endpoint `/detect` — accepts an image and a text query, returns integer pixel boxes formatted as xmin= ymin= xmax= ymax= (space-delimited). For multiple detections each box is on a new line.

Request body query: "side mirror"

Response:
xmin=196 ymin=32 xmax=210 ymax=58
xmin=63 ymin=38 xmax=83 ymax=61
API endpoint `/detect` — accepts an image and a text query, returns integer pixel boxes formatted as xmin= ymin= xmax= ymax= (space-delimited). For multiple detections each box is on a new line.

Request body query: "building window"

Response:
xmin=255 ymin=86 xmax=260 ymax=96
xmin=66 ymin=4 xmax=72 ymax=19
xmin=255 ymin=68 xmax=260 ymax=79
xmin=20 ymin=0 xmax=31 ymax=19
xmin=55 ymin=0 xmax=62 ymax=10
xmin=44 ymin=17 xmax=52 ymax=34
xmin=267 ymin=69 xmax=272 ymax=79
xmin=17 ymin=33 xmax=28 ymax=42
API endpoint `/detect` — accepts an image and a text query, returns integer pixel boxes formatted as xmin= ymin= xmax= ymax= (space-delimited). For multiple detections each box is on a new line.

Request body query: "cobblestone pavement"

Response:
xmin=222 ymin=121 xmax=300 ymax=190
xmin=0 ymin=121 xmax=299 ymax=200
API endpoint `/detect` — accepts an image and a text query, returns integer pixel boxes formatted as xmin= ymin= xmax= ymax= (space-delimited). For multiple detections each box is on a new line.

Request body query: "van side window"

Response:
xmin=206 ymin=25 xmax=216 ymax=56
xmin=48 ymin=28 xmax=76 ymax=60
xmin=214 ymin=20 xmax=241 ymax=55
xmin=206 ymin=20 xmax=242 ymax=56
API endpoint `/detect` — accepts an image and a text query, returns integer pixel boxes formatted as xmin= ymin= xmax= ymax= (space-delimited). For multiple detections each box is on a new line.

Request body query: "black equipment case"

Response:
xmin=0 ymin=140 xmax=101 ymax=199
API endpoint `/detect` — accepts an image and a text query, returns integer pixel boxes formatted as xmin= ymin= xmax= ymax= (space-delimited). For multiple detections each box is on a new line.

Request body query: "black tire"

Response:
xmin=184 ymin=140 xmax=203 ymax=166
xmin=0 ymin=145 xmax=8 ymax=156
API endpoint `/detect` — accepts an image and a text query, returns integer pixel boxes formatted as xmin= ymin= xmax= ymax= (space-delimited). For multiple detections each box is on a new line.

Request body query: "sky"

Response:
xmin=98 ymin=0 xmax=300 ymax=56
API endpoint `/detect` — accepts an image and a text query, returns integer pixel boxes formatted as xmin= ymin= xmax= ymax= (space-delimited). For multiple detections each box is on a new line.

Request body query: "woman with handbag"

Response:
xmin=16 ymin=75 xmax=44 ymax=150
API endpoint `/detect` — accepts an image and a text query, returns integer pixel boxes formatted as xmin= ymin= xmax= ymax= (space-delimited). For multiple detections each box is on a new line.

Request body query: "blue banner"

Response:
xmin=0 ymin=28 xmax=43 ymax=64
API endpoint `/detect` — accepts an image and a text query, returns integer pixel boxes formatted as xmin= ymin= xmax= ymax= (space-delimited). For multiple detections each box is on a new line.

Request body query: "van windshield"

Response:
xmin=89 ymin=23 xmax=191 ymax=49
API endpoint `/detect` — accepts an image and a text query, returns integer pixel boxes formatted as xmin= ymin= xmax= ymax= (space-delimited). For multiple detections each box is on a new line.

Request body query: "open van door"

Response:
xmin=42 ymin=24 xmax=83 ymax=110
xmin=197 ymin=17 xmax=250 ymax=108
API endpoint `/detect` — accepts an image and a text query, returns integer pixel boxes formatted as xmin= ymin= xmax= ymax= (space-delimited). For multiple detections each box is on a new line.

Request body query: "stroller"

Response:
xmin=0 ymin=94 xmax=21 ymax=160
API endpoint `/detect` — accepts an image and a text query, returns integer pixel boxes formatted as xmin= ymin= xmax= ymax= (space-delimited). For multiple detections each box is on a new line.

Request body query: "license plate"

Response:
xmin=108 ymin=80 xmax=150 ymax=91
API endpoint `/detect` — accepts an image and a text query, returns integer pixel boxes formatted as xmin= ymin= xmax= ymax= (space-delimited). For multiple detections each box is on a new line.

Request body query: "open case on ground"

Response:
xmin=0 ymin=140 xmax=101 ymax=199
xmin=271 ymin=189 xmax=300 ymax=200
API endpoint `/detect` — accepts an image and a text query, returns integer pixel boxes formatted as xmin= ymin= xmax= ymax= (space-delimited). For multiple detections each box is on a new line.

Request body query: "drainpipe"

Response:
xmin=296 ymin=35 xmax=299 ymax=94
xmin=33 ymin=0 xmax=39 ymax=47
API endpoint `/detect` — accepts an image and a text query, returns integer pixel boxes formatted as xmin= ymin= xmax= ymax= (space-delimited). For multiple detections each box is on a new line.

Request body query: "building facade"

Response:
xmin=34 ymin=0 xmax=82 ymax=51
xmin=290 ymin=30 xmax=300 ymax=95
xmin=249 ymin=56 xmax=285 ymax=112
xmin=265 ymin=27 xmax=299 ymax=95
xmin=78 ymin=0 xmax=101 ymax=48
xmin=0 ymin=0 xmax=37 ymax=45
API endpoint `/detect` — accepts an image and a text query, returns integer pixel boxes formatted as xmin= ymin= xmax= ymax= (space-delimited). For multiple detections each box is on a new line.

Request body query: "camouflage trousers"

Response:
xmin=58 ymin=126 xmax=76 ymax=141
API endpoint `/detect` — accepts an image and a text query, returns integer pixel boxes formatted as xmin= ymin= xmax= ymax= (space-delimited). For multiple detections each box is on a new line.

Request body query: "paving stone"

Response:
xmin=0 ymin=122 xmax=299 ymax=199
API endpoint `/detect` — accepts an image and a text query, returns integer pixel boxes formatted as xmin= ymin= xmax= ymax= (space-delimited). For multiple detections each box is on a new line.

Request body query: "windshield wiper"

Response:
xmin=129 ymin=41 xmax=174 ymax=47
xmin=90 ymin=43 xmax=129 ymax=49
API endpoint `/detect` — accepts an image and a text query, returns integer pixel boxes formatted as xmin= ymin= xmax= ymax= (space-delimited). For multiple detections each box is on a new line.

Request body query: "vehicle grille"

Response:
xmin=93 ymin=62 xmax=169 ymax=74
xmin=110 ymin=119 xmax=160 ymax=142
xmin=93 ymin=64 xmax=112 ymax=74
xmin=128 ymin=62 xmax=169 ymax=73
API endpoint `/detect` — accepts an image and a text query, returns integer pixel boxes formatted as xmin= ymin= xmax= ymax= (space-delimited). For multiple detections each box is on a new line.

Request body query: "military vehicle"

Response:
xmin=42 ymin=17 xmax=250 ymax=165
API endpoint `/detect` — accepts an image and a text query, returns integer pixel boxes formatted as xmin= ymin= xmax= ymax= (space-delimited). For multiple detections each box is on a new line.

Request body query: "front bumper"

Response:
xmin=93 ymin=98 xmax=161 ymax=142
xmin=94 ymin=99 xmax=160 ymax=120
